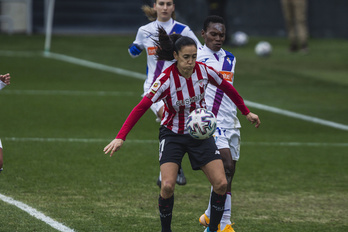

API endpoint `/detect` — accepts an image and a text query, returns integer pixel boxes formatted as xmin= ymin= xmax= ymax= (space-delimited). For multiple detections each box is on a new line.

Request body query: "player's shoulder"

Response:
xmin=223 ymin=49 xmax=235 ymax=60
xmin=172 ymin=20 xmax=191 ymax=32
xmin=173 ymin=20 xmax=188 ymax=27
xmin=138 ymin=21 xmax=156 ymax=33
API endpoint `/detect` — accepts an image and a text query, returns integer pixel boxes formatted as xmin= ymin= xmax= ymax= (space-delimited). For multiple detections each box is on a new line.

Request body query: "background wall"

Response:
xmin=14 ymin=0 xmax=348 ymax=38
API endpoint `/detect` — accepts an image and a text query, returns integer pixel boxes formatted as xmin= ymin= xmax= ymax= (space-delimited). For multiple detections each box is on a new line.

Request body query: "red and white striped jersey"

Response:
xmin=146 ymin=62 xmax=233 ymax=134
xmin=116 ymin=62 xmax=249 ymax=141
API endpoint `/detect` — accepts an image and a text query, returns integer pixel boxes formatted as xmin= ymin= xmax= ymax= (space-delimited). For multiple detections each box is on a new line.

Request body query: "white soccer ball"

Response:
xmin=255 ymin=41 xmax=272 ymax=57
xmin=231 ymin=31 xmax=249 ymax=46
xmin=186 ymin=108 xmax=217 ymax=140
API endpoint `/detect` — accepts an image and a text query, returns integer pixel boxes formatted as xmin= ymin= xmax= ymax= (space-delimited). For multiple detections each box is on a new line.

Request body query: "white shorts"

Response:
xmin=213 ymin=127 xmax=241 ymax=161
xmin=0 ymin=139 xmax=2 ymax=149
xmin=150 ymin=101 xmax=164 ymax=122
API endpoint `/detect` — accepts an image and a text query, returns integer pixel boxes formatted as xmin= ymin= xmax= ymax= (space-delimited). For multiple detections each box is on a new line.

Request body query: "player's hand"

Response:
xmin=0 ymin=73 xmax=11 ymax=85
xmin=246 ymin=112 xmax=261 ymax=128
xmin=103 ymin=138 xmax=124 ymax=157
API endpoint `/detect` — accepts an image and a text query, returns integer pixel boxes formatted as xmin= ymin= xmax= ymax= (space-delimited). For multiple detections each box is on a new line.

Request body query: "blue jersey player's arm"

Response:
xmin=128 ymin=43 xmax=143 ymax=58
xmin=128 ymin=27 xmax=146 ymax=58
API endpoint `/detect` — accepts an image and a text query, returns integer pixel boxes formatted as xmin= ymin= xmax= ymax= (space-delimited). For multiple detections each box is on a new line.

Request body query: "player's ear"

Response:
xmin=173 ymin=51 xmax=178 ymax=60
xmin=201 ymin=29 xmax=205 ymax=38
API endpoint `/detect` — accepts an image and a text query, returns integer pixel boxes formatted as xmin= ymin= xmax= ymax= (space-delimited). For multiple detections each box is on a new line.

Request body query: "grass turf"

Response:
xmin=0 ymin=34 xmax=347 ymax=231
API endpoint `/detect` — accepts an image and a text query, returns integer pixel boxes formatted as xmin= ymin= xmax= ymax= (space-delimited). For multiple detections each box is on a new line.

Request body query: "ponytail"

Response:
xmin=141 ymin=5 xmax=157 ymax=22
xmin=154 ymin=27 xmax=197 ymax=61
xmin=141 ymin=1 xmax=176 ymax=22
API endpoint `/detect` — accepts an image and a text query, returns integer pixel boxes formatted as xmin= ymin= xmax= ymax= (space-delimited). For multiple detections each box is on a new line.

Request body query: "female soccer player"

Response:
xmin=0 ymin=73 xmax=11 ymax=173
xmin=105 ymin=27 xmax=260 ymax=232
xmin=197 ymin=15 xmax=257 ymax=232
xmin=128 ymin=0 xmax=202 ymax=186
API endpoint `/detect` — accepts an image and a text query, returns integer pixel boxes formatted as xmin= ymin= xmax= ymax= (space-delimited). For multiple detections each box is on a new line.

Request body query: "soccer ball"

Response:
xmin=255 ymin=41 xmax=272 ymax=57
xmin=231 ymin=31 xmax=248 ymax=46
xmin=186 ymin=108 xmax=217 ymax=140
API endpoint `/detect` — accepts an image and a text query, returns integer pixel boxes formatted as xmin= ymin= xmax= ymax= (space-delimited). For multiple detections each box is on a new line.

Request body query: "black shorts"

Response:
xmin=158 ymin=126 xmax=221 ymax=170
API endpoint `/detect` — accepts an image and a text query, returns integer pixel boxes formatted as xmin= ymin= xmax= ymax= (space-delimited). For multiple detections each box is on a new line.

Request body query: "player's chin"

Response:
xmin=214 ymin=44 xmax=222 ymax=49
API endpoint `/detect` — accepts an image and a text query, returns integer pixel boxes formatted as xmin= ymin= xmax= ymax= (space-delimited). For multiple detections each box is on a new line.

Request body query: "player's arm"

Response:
xmin=207 ymin=67 xmax=260 ymax=127
xmin=128 ymin=28 xmax=145 ymax=58
xmin=128 ymin=43 xmax=143 ymax=58
xmin=103 ymin=96 xmax=153 ymax=157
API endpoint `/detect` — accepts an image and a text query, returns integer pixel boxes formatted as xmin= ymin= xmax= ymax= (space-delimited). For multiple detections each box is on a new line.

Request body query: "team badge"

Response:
xmin=151 ymin=80 xmax=161 ymax=92
xmin=198 ymin=80 xmax=205 ymax=88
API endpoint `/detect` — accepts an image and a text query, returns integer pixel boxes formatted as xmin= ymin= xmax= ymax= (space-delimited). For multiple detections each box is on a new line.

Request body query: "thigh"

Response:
xmin=159 ymin=126 xmax=186 ymax=166
xmin=201 ymin=159 xmax=226 ymax=193
xmin=186 ymin=136 xmax=220 ymax=170
xmin=215 ymin=128 xmax=240 ymax=161
xmin=227 ymin=129 xmax=241 ymax=161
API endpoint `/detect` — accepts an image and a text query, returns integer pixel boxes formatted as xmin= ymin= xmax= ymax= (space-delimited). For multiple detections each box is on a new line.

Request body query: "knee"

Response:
xmin=224 ymin=161 xmax=235 ymax=183
xmin=161 ymin=180 xmax=175 ymax=198
xmin=213 ymin=178 xmax=227 ymax=195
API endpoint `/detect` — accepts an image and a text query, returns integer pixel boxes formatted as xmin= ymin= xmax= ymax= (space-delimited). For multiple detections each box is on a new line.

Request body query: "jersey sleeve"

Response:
xmin=128 ymin=28 xmax=145 ymax=57
xmin=115 ymin=97 xmax=152 ymax=140
xmin=0 ymin=80 xmax=6 ymax=90
xmin=205 ymin=64 xmax=250 ymax=115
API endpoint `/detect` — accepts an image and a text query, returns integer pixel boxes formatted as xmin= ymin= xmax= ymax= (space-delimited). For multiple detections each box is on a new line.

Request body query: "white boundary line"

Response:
xmin=1 ymin=89 xmax=137 ymax=96
xmin=44 ymin=52 xmax=348 ymax=132
xmin=0 ymin=193 xmax=75 ymax=232
xmin=1 ymin=50 xmax=348 ymax=131
xmin=43 ymin=52 xmax=147 ymax=80
xmin=2 ymin=137 xmax=348 ymax=147
xmin=244 ymin=100 xmax=348 ymax=131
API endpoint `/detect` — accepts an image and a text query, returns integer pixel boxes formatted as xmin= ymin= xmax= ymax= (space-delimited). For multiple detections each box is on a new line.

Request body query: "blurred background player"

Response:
xmin=281 ymin=0 xmax=309 ymax=53
xmin=0 ymin=73 xmax=11 ymax=173
xmin=127 ymin=0 xmax=202 ymax=187
xmin=197 ymin=16 xmax=260 ymax=232
xmin=105 ymin=27 xmax=260 ymax=232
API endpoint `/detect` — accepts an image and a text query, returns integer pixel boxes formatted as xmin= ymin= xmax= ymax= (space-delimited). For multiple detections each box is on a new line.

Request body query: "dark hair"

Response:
xmin=154 ymin=27 xmax=197 ymax=61
xmin=203 ymin=15 xmax=225 ymax=32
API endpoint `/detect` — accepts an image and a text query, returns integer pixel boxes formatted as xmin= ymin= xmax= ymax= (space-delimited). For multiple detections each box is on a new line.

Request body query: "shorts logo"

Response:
xmin=147 ymin=47 xmax=156 ymax=55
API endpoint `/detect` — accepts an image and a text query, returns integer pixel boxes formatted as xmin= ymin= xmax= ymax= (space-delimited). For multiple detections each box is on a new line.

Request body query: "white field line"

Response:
xmin=0 ymin=193 xmax=75 ymax=232
xmin=1 ymin=89 xmax=137 ymax=97
xmin=43 ymin=52 xmax=147 ymax=80
xmin=2 ymin=137 xmax=348 ymax=147
xmin=1 ymin=50 xmax=348 ymax=131
xmin=244 ymin=100 xmax=348 ymax=131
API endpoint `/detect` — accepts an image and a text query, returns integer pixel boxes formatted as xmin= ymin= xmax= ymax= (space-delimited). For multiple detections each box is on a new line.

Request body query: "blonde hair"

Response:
xmin=141 ymin=2 xmax=176 ymax=22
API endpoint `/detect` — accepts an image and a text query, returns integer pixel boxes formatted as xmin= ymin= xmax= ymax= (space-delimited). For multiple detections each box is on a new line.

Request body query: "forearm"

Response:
xmin=116 ymin=97 xmax=152 ymax=140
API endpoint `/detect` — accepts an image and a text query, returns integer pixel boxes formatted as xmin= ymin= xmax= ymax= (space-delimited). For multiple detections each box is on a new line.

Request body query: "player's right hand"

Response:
xmin=103 ymin=138 xmax=124 ymax=157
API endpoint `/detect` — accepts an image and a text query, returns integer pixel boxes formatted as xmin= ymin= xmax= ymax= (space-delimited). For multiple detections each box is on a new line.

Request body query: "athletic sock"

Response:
xmin=209 ymin=191 xmax=226 ymax=231
xmin=221 ymin=192 xmax=232 ymax=230
xmin=158 ymin=194 xmax=174 ymax=232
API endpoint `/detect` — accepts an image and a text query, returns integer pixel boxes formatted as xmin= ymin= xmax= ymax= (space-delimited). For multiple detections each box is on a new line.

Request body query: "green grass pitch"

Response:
xmin=0 ymin=34 xmax=347 ymax=231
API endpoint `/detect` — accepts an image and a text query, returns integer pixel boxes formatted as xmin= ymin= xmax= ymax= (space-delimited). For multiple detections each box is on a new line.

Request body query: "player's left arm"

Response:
xmin=207 ymin=67 xmax=261 ymax=128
